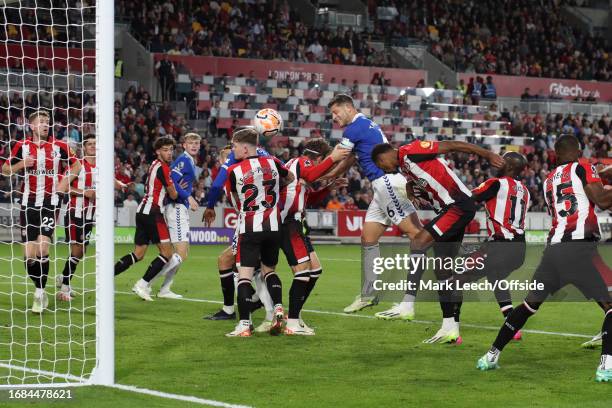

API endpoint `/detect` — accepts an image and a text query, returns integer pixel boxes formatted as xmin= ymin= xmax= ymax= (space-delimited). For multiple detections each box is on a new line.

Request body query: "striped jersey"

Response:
xmin=281 ymin=155 xmax=335 ymax=222
xmin=9 ymin=138 xmax=76 ymax=207
xmin=472 ymin=176 xmax=530 ymax=240
xmin=544 ymin=161 xmax=601 ymax=244
xmin=68 ymin=158 xmax=96 ymax=220
xmin=228 ymin=156 xmax=288 ymax=234
xmin=137 ymin=159 xmax=174 ymax=215
xmin=398 ymin=140 xmax=472 ymax=210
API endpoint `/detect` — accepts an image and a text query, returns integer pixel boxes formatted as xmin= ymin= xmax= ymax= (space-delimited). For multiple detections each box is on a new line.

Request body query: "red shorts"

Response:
xmin=280 ymin=219 xmax=313 ymax=266
xmin=424 ymin=199 xmax=476 ymax=242
xmin=134 ymin=212 xmax=170 ymax=245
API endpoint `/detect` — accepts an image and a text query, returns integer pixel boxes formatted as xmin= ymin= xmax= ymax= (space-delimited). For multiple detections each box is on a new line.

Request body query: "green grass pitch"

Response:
xmin=0 ymin=243 xmax=610 ymax=407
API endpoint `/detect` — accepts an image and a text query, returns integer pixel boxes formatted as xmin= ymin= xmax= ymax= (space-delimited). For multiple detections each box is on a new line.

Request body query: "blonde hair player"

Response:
xmin=148 ymin=132 xmax=201 ymax=298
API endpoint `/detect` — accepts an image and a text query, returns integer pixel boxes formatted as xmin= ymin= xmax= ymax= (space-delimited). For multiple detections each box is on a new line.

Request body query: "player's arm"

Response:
xmin=273 ymin=158 xmax=294 ymax=187
xmin=318 ymin=154 xmax=356 ymax=181
xmin=580 ymin=164 xmax=612 ymax=209
xmin=471 ymin=179 xmax=500 ymax=203
xmin=57 ymin=159 xmax=82 ymax=194
xmin=437 ymin=141 xmax=504 ymax=168
xmin=205 ymin=154 xmax=235 ymax=209
xmin=158 ymin=165 xmax=178 ymax=200
xmin=1 ymin=143 xmax=31 ymax=176
xmin=301 ymin=144 xmax=352 ymax=183
xmin=170 ymin=159 xmax=191 ymax=201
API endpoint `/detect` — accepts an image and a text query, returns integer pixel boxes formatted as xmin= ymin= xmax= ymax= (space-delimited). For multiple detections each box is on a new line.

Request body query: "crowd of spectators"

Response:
xmin=116 ymin=0 xmax=396 ymax=68
xmin=1 ymin=85 xmax=611 ymax=216
xmin=370 ymin=0 xmax=611 ymax=81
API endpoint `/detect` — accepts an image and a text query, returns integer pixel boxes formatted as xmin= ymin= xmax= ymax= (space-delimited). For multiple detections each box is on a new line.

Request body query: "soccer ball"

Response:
xmin=252 ymin=108 xmax=283 ymax=137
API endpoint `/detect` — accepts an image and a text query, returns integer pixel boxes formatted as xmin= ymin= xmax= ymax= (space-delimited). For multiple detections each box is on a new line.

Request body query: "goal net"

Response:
xmin=0 ymin=0 xmax=113 ymax=386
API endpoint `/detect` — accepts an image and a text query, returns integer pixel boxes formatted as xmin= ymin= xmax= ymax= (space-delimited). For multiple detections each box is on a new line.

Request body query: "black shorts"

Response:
xmin=465 ymin=238 xmax=527 ymax=282
xmin=134 ymin=212 xmax=170 ymax=246
xmin=425 ymin=199 xmax=476 ymax=243
xmin=20 ymin=206 xmax=57 ymax=243
xmin=281 ymin=220 xmax=314 ymax=266
xmin=236 ymin=230 xmax=281 ymax=268
xmin=64 ymin=212 xmax=94 ymax=246
xmin=527 ymin=242 xmax=611 ymax=303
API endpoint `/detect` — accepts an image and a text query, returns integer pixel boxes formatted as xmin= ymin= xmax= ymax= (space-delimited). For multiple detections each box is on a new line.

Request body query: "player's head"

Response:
xmin=303 ymin=138 xmax=331 ymax=164
xmin=501 ymin=151 xmax=527 ymax=178
xmin=231 ymin=127 xmax=258 ymax=160
xmin=371 ymin=143 xmax=398 ymax=173
xmin=154 ymin=136 xmax=175 ymax=163
xmin=83 ymin=134 xmax=96 ymax=159
xmin=183 ymin=132 xmax=201 ymax=156
xmin=28 ymin=110 xmax=50 ymax=140
xmin=554 ymin=134 xmax=581 ymax=163
xmin=219 ymin=144 xmax=232 ymax=163
xmin=328 ymin=94 xmax=357 ymax=128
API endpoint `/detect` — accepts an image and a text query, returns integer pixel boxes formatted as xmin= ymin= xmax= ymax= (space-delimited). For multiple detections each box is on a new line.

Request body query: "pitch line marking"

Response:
xmin=114 ymin=291 xmax=592 ymax=339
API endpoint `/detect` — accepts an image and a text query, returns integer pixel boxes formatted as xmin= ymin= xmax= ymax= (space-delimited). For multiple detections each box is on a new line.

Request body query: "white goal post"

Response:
xmin=0 ymin=0 xmax=114 ymax=387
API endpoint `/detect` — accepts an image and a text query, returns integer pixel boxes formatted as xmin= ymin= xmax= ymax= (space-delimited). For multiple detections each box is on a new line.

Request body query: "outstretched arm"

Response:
xmin=438 ymin=141 xmax=504 ymax=168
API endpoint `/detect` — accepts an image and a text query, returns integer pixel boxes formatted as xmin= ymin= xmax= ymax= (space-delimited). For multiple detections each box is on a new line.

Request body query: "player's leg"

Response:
xmin=259 ymin=231 xmax=284 ymax=335
xmin=582 ymin=252 xmax=612 ymax=349
xmin=477 ymin=246 xmax=558 ymax=370
xmin=252 ymin=266 xmax=275 ymax=332
xmin=155 ymin=203 xmax=188 ymax=298
xmin=58 ymin=216 xmax=92 ymax=300
xmin=30 ymin=206 xmax=56 ymax=314
xmin=115 ymin=212 xmax=150 ymax=275
xmin=205 ymin=245 xmax=237 ymax=320
xmin=280 ymin=220 xmax=313 ymax=335
xmin=375 ymin=212 xmax=425 ymax=321
xmin=132 ymin=213 xmax=174 ymax=301
xmin=22 ymin=208 xmax=45 ymax=313
xmin=227 ymin=232 xmax=260 ymax=337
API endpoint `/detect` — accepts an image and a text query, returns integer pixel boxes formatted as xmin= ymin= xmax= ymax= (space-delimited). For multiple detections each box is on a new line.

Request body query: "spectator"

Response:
xmin=123 ymin=194 xmax=139 ymax=209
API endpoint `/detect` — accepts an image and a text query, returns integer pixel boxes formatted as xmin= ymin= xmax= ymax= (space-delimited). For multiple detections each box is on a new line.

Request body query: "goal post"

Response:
xmin=91 ymin=0 xmax=115 ymax=387
xmin=0 ymin=0 xmax=114 ymax=387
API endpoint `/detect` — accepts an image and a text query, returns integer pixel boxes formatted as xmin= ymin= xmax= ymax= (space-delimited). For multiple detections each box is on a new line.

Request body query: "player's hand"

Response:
xmin=412 ymin=197 xmax=430 ymax=209
xmin=597 ymin=164 xmax=612 ymax=179
xmin=332 ymin=177 xmax=348 ymax=188
xmin=330 ymin=144 xmax=352 ymax=162
xmin=23 ymin=156 xmax=35 ymax=168
xmin=487 ymin=152 xmax=504 ymax=168
xmin=84 ymin=189 xmax=96 ymax=200
xmin=203 ymin=208 xmax=216 ymax=226
xmin=188 ymin=196 xmax=199 ymax=211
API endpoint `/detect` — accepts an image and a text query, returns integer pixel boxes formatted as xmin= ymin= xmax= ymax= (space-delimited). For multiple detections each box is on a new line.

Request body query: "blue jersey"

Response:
xmin=205 ymin=147 xmax=270 ymax=209
xmin=170 ymin=152 xmax=197 ymax=207
xmin=343 ymin=113 xmax=387 ymax=181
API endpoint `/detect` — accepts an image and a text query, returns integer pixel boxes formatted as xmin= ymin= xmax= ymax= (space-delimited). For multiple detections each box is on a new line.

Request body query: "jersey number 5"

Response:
xmin=546 ymin=181 xmax=578 ymax=217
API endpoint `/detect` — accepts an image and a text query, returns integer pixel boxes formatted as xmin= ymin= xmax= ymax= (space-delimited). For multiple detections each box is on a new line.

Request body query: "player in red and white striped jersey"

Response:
xmin=1 ymin=110 xmax=80 ymax=314
xmin=114 ymin=136 xmax=181 ymax=302
xmin=279 ymin=138 xmax=350 ymax=335
xmin=225 ymin=128 xmax=294 ymax=337
xmin=372 ymin=140 xmax=504 ymax=343
xmin=452 ymin=152 xmax=531 ymax=337
xmin=56 ymin=134 xmax=97 ymax=301
xmin=478 ymin=135 xmax=612 ymax=381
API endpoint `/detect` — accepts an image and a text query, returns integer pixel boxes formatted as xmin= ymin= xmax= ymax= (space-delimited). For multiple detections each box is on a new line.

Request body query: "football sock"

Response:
xmin=303 ymin=268 xmax=322 ymax=303
xmin=405 ymin=250 xmax=426 ymax=298
xmin=288 ymin=271 xmax=310 ymax=319
xmin=142 ymin=255 xmax=169 ymax=283
xmin=219 ymin=268 xmax=235 ymax=307
xmin=62 ymin=256 xmax=80 ymax=286
xmin=499 ymin=302 xmax=514 ymax=318
xmin=493 ymin=302 xmax=537 ymax=351
xmin=602 ymin=308 xmax=611 ymax=357
xmin=236 ymin=278 xmax=255 ymax=321
xmin=264 ymin=272 xmax=282 ymax=306
xmin=361 ymin=243 xmax=380 ymax=298
xmin=26 ymin=258 xmax=42 ymax=288
xmin=38 ymin=256 xmax=49 ymax=289
xmin=114 ymin=252 xmax=138 ymax=275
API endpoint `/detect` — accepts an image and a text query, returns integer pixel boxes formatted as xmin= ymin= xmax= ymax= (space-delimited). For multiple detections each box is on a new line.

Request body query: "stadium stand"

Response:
xmin=369 ymin=0 xmax=611 ymax=81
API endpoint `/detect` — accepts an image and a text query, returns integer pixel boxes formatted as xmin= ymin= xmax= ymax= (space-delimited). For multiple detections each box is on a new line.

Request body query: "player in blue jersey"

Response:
xmin=150 ymin=132 xmax=201 ymax=299
xmin=326 ymin=94 xmax=424 ymax=314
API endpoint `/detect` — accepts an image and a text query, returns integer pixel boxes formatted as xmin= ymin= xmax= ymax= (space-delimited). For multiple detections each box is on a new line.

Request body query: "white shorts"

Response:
xmin=366 ymin=173 xmax=416 ymax=226
xmin=164 ymin=203 xmax=190 ymax=243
